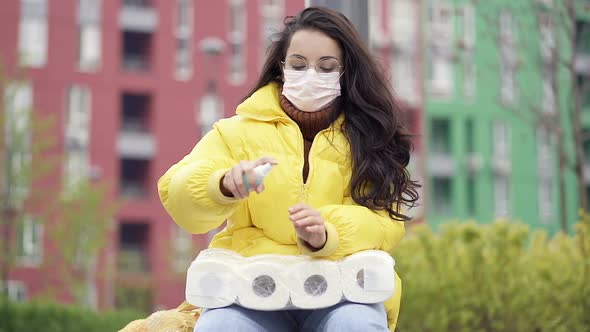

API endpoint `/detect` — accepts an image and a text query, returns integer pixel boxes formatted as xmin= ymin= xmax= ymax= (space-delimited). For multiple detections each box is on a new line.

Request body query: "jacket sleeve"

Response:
xmin=157 ymin=125 xmax=241 ymax=234
xmin=297 ymin=197 xmax=405 ymax=259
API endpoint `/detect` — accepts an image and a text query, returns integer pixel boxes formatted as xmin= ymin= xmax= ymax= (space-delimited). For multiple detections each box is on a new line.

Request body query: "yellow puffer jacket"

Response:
xmin=158 ymin=82 xmax=405 ymax=331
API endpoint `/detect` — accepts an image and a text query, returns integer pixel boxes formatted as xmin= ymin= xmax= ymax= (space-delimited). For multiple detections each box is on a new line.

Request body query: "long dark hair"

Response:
xmin=246 ymin=7 xmax=419 ymax=221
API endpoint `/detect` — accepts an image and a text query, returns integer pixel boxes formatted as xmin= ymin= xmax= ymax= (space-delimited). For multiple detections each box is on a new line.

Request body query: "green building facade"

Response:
xmin=423 ymin=0 xmax=590 ymax=233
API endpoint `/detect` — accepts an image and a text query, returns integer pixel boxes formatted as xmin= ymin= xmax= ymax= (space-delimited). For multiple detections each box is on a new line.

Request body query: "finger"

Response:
xmin=243 ymin=168 xmax=258 ymax=193
xmin=293 ymin=216 xmax=323 ymax=228
xmin=288 ymin=204 xmax=312 ymax=214
xmin=304 ymin=225 xmax=325 ymax=234
xmin=255 ymin=183 xmax=265 ymax=194
xmin=289 ymin=209 xmax=319 ymax=221
xmin=289 ymin=210 xmax=319 ymax=221
xmin=222 ymin=173 xmax=239 ymax=198
xmin=231 ymin=164 xmax=248 ymax=198
xmin=240 ymin=161 xmax=260 ymax=196
xmin=254 ymin=156 xmax=279 ymax=167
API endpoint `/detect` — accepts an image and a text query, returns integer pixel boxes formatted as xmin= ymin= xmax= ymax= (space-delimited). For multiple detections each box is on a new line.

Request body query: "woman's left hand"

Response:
xmin=289 ymin=204 xmax=327 ymax=250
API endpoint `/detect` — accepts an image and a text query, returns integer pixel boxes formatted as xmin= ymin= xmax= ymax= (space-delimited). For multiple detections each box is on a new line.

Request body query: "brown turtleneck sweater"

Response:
xmin=279 ymin=94 xmax=340 ymax=182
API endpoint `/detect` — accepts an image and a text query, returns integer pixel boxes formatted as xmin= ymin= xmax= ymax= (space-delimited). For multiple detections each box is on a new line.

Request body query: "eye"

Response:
xmin=290 ymin=65 xmax=307 ymax=71
xmin=319 ymin=66 xmax=336 ymax=73
xmin=318 ymin=58 xmax=341 ymax=73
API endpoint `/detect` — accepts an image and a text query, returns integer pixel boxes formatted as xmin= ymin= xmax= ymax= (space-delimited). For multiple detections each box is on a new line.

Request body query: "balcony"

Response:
xmin=122 ymin=32 xmax=152 ymax=72
xmin=118 ymin=222 xmax=150 ymax=273
xmin=118 ymin=245 xmax=150 ymax=273
xmin=492 ymin=158 xmax=512 ymax=176
xmin=119 ymin=0 xmax=158 ymax=33
xmin=118 ymin=132 xmax=155 ymax=159
xmin=428 ymin=154 xmax=455 ymax=177
xmin=120 ymin=159 xmax=150 ymax=198
xmin=118 ymin=93 xmax=155 ymax=158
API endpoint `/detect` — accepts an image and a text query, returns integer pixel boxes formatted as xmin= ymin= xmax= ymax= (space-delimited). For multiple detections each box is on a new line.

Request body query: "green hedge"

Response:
xmin=394 ymin=219 xmax=590 ymax=332
xmin=0 ymin=299 xmax=144 ymax=332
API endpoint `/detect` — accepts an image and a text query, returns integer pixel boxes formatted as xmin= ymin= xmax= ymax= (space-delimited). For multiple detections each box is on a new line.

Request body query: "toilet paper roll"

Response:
xmin=340 ymin=250 xmax=396 ymax=304
xmin=196 ymin=248 xmax=242 ymax=261
xmin=286 ymin=260 xmax=343 ymax=309
xmin=185 ymin=255 xmax=240 ymax=308
xmin=236 ymin=261 xmax=291 ymax=310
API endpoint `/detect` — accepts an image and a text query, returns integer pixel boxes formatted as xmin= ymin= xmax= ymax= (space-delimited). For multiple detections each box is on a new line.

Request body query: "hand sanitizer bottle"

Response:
xmin=254 ymin=163 xmax=273 ymax=186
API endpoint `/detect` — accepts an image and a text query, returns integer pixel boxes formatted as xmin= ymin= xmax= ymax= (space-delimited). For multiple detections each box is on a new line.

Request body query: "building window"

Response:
xmin=431 ymin=177 xmax=452 ymax=215
xmin=228 ymin=0 xmax=246 ymax=85
xmin=121 ymin=93 xmax=151 ymax=133
xmin=3 ymin=281 xmax=27 ymax=302
xmin=429 ymin=1 xmax=454 ymax=40
xmin=17 ymin=216 xmax=43 ymax=266
xmin=172 ymin=225 xmax=193 ymax=273
xmin=18 ymin=0 xmax=48 ymax=67
xmin=118 ymin=222 xmax=150 ymax=273
xmin=537 ymin=127 xmax=554 ymax=222
xmin=120 ymin=159 xmax=149 ymax=198
xmin=464 ymin=58 xmax=476 ymax=101
xmin=122 ymin=31 xmax=152 ymax=72
xmin=368 ymin=0 xmax=386 ymax=50
xmin=492 ymin=121 xmax=511 ymax=218
xmin=465 ymin=119 xmax=483 ymax=174
xmin=428 ymin=118 xmax=454 ymax=178
xmin=493 ymin=176 xmax=510 ymax=218
xmin=462 ymin=3 xmax=475 ymax=50
xmin=174 ymin=0 xmax=193 ymax=80
xmin=539 ymin=14 xmax=555 ymax=63
xmin=392 ymin=55 xmax=418 ymax=105
xmin=429 ymin=56 xmax=454 ymax=98
xmin=390 ymin=0 xmax=417 ymax=104
xmin=576 ymin=20 xmax=590 ymax=55
xmin=78 ymin=0 xmax=102 ymax=71
xmin=64 ymin=86 xmax=91 ymax=193
xmin=198 ymin=90 xmax=224 ymax=138
xmin=428 ymin=1 xmax=454 ymax=99
xmin=462 ymin=4 xmax=476 ymax=100
xmin=259 ymin=0 xmax=283 ymax=67
xmin=123 ymin=0 xmax=153 ymax=7
xmin=4 ymin=82 xmax=32 ymax=207
xmin=492 ymin=121 xmax=510 ymax=159
xmin=499 ymin=11 xmax=518 ymax=106
xmin=430 ymin=118 xmax=451 ymax=155
xmin=391 ymin=0 xmax=415 ymax=47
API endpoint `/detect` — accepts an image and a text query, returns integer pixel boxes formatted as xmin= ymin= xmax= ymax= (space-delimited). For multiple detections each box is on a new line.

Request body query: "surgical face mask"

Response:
xmin=282 ymin=69 xmax=342 ymax=112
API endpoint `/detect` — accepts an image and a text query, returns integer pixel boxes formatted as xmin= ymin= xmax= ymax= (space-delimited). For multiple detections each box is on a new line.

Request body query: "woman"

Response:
xmin=158 ymin=6 xmax=419 ymax=332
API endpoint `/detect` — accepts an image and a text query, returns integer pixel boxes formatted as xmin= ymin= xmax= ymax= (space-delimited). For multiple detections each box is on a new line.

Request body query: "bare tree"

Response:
xmin=0 ymin=62 xmax=59 ymax=298
xmin=0 ymin=61 xmax=121 ymax=307
xmin=472 ymin=0 xmax=589 ymax=231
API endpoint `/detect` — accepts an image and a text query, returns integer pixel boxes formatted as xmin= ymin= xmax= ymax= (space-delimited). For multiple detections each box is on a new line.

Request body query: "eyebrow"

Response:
xmin=288 ymin=54 xmax=340 ymax=61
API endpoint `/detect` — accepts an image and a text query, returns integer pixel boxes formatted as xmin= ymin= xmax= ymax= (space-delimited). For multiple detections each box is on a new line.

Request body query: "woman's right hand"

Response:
xmin=220 ymin=157 xmax=278 ymax=199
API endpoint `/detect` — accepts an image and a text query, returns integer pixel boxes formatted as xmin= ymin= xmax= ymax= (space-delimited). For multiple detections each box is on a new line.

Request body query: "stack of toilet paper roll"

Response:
xmin=185 ymin=249 xmax=396 ymax=310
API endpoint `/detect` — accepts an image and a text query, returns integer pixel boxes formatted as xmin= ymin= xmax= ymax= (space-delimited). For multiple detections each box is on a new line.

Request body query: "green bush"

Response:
xmin=0 ymin=299 xmax=144 ymax=332
xmin=394 ymin=219 xmax=590 ymax=332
